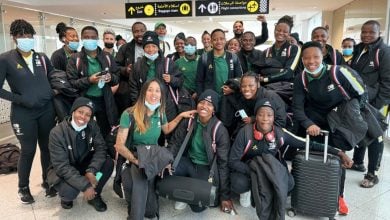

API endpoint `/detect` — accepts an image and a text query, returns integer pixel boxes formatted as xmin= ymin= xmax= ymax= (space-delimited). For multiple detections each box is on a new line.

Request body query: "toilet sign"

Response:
xmin=195 ymin=0 xmax=269 ymax=16
xmin=125 ymin=1 xmax=192 ymax=18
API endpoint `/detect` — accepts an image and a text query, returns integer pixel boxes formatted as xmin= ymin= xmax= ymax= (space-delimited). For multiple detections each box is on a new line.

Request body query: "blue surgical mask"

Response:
xmin=184 ymin=45 xmax=197 ymax=55
xmin=71 ymin=118 xmax=87 ymax=132
xmin=145 ymin=53 xmax=159 ymax=61
xmin=83 ymin=39 xmax=98 ymax=51
xmin=342 ymin=48 xmax=353 ymax=56
xmin=68 ymin=41 xmax=79 ymax=51
xmin=16 ymin=38 xmax=34 ymax=52
xmin=158 ymin=36 xmax=165 ymax=41
xmin=145 ymin=101 xmax=160 ymax=111
xmin=305 ymin=63 xmax=324 ymax=75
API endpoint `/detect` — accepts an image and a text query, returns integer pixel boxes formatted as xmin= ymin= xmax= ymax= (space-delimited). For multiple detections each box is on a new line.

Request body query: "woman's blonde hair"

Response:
xmin=127 ymin=79 xmax=166 ymax=133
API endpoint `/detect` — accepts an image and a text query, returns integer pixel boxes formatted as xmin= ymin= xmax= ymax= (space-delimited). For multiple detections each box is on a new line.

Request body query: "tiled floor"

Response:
xmin=1 ymin=122 xmax=390 ymax=220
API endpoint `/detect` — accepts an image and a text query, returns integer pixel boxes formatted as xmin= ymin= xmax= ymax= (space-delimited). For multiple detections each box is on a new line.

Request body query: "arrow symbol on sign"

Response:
xmin=128 ymin=6 xmax=136 ymax=15
xmin=198 ymin=4 xmax=206 ymax=13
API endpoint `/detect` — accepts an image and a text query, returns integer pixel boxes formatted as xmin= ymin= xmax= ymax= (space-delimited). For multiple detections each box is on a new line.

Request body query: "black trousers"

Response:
xmin=55 ymin=157 xmax=113 ymax=202
xmin=86 ymin=96 xmax=110 ymax=138
xmin=11 ymin=102 xmax=56 ymax=188
xmin=352 ymin=139 xmax=383 ymax=173
xmin=230 ymin=172 xmax=251 ymax=194
xmin=174 ymin=156 xmax=211 ymax=212
xmin=122 ymin=164 xmax=159 ymax=220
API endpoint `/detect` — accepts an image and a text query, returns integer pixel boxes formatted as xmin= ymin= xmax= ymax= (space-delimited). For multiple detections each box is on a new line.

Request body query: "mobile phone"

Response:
xmin=237 ymin=109 xmax=248 ymax=118
xmin=96 ymin=70 xmax=108 ymax=76
xmin=96 ymin=172 xmax=103 ymax=181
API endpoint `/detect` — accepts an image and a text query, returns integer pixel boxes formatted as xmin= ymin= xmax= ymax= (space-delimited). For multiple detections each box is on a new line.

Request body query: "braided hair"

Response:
xmin=10 ymin=19 xmax=36 ymax=36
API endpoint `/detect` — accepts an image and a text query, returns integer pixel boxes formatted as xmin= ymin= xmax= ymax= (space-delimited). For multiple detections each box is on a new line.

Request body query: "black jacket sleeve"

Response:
xmin=66 ymin=54 xmax=91 ymax=90
xmin=86 ymin=121 xmax=110 ymax=173
xmin=266 ymin=45 xmax=301 ymax=83
xmin=292 ymin=73 xmax=315 ymax=129
xmin=374 ymin=47 xmax=390 ymax=109
xmin=49 ymin=125 xmax=91 ymax=192
xmin=196 ymin=54 xmax=207 ymax=95
xmin=255 ymin=22 xmax=269 ymax=46
xmin=215 ymin=124 xmax=232 ymax=201
xmin=229 ymin=125 xmax=251 ymax=175
xmin=281 ymin=128 xmax=340 ymax=155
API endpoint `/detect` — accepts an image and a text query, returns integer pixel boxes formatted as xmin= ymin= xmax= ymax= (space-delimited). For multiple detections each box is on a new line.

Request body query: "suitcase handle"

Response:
xmin=305 ymin=130 xmax=329 ymax=163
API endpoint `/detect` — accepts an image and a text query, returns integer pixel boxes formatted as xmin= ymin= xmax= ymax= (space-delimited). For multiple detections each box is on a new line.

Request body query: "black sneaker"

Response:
xmin=61 ymin=200 xmax=73 ymax=209
xmin=41 ymin=182 xmax=57 ymax=197
xmin=88 ymin=195 xmax=107 ymax=212
xmin=350 ymin=163 xmax=366 ymax=172
xmin=18 ymin=187 xmax=35 ymax=204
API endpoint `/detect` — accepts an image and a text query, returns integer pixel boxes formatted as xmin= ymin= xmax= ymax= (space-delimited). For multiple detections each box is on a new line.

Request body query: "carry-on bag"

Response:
xmin=156 ymin=120 xmax=221 ymax=207
xmin=289 ymin=130 xmax=341 ymax=219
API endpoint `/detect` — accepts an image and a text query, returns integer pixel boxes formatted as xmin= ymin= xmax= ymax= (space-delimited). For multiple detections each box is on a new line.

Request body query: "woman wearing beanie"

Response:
xmin=129 ymin=31 xmax=184 ymax=122
xmin=115 ymin=79 xmax=195 ymax=219
xmin=48 ymin=97 xmax=114 ymax=212
xmin=168 ymin=89 xmax=235 ymax=214
xmin=229 ymin=98 xmax=353 ymax=218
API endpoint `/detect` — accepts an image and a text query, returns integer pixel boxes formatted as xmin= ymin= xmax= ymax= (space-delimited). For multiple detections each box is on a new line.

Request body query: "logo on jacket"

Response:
xmin=208 ymin=64 xmax=213 ymax=69
xmin=281 ymin=48 xmax=287 ymax=57
xmin=81 ymin=130 xmax=86 ymax=139
xmin=369 ymin=61 xmax=375 ymax=67
xmin=12 ymin=123 xmax=23 ymax=135
xmin=327 ymin=84 xmax=335 ymax=92
xmin=35 ymin=56 xmax=42 ymax=67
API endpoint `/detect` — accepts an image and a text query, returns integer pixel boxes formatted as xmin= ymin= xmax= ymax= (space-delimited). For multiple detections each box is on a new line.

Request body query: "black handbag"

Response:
xmin=156 ymin=121 xmax=220 ymax=207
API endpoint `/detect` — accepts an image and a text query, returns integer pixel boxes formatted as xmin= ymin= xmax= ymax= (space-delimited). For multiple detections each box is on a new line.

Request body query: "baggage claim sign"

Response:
xmin=125 ymin=0 xmax=269 ymax=18
xmin=125 ymin=1 xmax=192 ymax=18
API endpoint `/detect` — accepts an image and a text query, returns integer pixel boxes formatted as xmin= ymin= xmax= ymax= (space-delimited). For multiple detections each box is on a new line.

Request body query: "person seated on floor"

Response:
xmin=47 ymin=97 xmax=114 ymax=211
xmin=220 ymin=72 xmax=286 ymax=140
xmin=229 ymin=98 xmax=353 ymax=217
xmin=114 ymin=79 xmax=196 ymax=220
xmin=168 ymin=89 xmax=235 ymax=214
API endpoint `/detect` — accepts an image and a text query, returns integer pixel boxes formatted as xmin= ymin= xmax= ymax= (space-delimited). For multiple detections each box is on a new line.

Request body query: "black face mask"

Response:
xmin=104 ymin=42 xmax=114 ymax=49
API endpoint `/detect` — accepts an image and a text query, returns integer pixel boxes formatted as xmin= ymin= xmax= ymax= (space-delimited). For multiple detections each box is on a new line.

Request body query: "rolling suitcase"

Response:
xmin=289 ymin=130 xmax=341 ymax=219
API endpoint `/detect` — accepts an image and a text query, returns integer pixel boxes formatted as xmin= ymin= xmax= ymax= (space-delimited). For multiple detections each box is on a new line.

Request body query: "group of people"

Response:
xmin=0 ymin=13 xmax=389 ymax=220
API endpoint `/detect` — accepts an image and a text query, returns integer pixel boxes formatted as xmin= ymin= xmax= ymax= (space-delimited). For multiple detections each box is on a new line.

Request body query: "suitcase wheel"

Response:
xmin=287 ymin=208 xmax=296 ymax=217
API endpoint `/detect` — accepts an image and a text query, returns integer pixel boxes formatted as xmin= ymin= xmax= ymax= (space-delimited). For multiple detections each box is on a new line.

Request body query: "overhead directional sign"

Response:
xmin=196 ymin=0 xmax=269 ymax=16
xmin=125 ymin=1 xmax=192 ymax=18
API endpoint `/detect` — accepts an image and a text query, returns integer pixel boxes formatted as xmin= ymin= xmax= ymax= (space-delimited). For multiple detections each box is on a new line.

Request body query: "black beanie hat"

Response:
xmin=174 ymin=32 xmax=185 ymax=44
xmin=254 ymin=98 xmax=275 ymax=114
xmin=70 ymin=97 xmax=94 ymax=114
xmin=143 ymin=31 xmax=160 ymax=49
xmin=198 ymin=89 xmax=219 ymax=112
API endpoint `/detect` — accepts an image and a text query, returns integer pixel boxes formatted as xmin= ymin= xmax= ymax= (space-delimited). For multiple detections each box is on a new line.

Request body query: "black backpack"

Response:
xmin=0 ymin=143 xmax=20 ymax=174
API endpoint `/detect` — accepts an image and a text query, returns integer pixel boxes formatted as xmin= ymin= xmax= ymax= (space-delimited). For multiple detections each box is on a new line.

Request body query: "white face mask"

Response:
xmin=304 ymin=63 xmax=324 ymax=75
xmin=71 ymin=118 xmax=87 ymax=132
xmin=145 ymin=101 xmax=160 ymax=111
xmin=145 ymin=53 xmax=159 ymax=61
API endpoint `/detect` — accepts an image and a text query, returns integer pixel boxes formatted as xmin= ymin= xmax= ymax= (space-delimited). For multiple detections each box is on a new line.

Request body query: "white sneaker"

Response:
xmin=111 ymin=168 xmax=116 ymax=178
xmin=240 ymin=191 xmax=251 ymax=208
xmin=174 ymin=201 xmax=187 ymax=210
